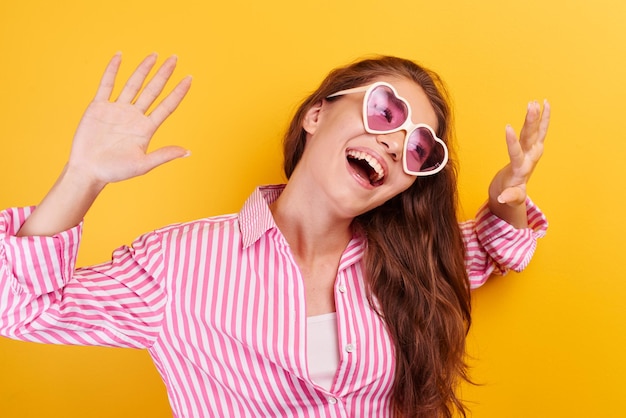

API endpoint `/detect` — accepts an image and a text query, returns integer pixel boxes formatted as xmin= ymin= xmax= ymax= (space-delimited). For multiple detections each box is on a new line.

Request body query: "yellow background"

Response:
xmin=1 ymin=0 xmax=624 ymax=417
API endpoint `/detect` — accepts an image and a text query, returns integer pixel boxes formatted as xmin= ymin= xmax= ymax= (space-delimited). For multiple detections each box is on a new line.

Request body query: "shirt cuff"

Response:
xmin=0 ymin=206 xmax=82 ymax=296
xmin=474 ymin=197 xmax=548 ymax=274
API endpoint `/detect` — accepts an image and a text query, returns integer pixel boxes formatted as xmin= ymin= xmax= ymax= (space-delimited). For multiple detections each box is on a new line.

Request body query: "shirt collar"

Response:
xmin=239 ymin=184 xmax=286 ymax=249
xmin=238 ymin=184 xmax=367 ymax=262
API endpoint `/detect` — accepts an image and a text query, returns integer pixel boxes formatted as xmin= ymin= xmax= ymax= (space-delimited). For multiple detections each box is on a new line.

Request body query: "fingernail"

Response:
xmin=183 ymin=150 xmax=192 ymax=158
xmin=497 ymin=194 xmax=506 ymax=204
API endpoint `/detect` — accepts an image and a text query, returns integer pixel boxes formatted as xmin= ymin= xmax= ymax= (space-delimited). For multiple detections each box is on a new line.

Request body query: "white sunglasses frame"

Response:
xmin=327 ymin=81 xmax=449 ymax=176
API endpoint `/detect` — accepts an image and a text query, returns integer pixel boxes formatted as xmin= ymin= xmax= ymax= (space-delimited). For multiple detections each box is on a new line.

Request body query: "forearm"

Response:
xmin=486 ymin=200 xmax=527 ymax=229
xmin=17 ymin=164 xmax=105 ymax=237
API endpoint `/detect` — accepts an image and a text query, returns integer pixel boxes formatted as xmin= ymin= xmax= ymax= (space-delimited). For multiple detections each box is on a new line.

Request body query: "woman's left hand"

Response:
xmin=490 ymin=100 xmax=551 ymax=204
xmin=487 ymin=100 xmax=551 ymax=227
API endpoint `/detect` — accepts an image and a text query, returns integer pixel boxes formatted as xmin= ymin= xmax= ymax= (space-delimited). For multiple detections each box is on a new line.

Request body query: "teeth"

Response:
xmin=347 ymin=150 xmax=385 ymax=182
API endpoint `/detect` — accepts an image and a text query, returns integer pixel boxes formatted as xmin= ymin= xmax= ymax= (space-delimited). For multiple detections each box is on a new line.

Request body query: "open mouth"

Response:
xmin=346 ymin=150 xmax=385 ymax=186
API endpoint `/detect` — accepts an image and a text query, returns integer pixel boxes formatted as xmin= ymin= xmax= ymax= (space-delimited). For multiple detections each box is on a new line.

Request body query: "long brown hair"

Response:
xmin=283 ymin=56 xmax=472 ymax=417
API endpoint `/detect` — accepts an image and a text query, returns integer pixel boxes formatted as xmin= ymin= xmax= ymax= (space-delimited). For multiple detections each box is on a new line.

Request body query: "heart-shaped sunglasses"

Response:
xmin=327 ymin=81 xmax=448 ymax=176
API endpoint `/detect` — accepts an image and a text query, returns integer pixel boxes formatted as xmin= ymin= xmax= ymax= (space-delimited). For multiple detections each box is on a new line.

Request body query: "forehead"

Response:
xmin=372 ymin=76 xmax=439 ymax=130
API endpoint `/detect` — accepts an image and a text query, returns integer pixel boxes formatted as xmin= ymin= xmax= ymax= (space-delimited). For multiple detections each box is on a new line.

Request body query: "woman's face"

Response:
xmin=297 ymin=76 xmax=440 ymax=219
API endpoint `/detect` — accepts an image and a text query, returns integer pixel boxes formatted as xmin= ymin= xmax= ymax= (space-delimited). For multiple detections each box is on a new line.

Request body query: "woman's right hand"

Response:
xmin=67 ymin=53 xmax=192 ymax=188
xmin=16 ymin=53 xmax=192 ymax=237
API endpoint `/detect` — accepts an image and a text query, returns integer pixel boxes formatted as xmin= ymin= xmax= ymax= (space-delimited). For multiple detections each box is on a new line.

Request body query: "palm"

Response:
xmin=72 ymin=101 xmax=158 ymax=182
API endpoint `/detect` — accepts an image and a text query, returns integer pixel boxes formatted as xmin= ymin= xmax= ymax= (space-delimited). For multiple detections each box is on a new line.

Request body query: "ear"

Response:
xmin=302 ymin=100 xmax=324 ymax=135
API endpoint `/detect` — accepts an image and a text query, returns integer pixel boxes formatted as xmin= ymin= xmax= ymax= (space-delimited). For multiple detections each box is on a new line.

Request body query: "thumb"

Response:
xmin=141 ymin=146 xmax=191 ymax=174
xmin=497 ymin=186 xmax=527 ymax=206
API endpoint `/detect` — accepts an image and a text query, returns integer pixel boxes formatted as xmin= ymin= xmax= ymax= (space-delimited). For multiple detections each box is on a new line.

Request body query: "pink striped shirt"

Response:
xmin=0 ymin=185 xmax=547 ymax=417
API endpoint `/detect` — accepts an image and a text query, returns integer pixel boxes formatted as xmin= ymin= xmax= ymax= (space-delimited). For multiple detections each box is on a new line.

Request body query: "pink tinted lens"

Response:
xmin=405 ymin=127 xmax=445 ymax=173
xmin=366 ymin=85 xmax=408 ymax=131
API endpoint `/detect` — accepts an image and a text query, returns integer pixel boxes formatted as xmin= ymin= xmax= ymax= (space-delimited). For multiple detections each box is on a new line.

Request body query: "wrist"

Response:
xmin=488 ymin=197 xmax=528 ymax=229
xmin=62 ymin=163 xmax=108 ymax=196
xmin=16 ymin=165 xmax=105 ymax=237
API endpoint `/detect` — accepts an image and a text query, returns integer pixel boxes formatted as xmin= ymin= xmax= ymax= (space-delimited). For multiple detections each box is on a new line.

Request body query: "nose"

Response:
xmin=376 ymin=131 xmax=404 ymax=161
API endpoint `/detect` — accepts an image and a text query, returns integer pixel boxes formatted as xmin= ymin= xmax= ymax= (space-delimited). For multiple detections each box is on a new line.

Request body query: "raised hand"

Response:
xmin=487 ymin=100 xmax=551 ymax=228
xmin=17 ymin=53 xmax=192 ymax=237
xmin=68 ymin=53 xmax=192 ymax=187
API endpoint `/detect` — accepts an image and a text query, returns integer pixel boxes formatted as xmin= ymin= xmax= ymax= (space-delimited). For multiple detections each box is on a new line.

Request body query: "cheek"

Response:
xmin=393 ymin=173 xmax=417 ymax=196
xmin=402 ymin=175 xmax=417 ymax=192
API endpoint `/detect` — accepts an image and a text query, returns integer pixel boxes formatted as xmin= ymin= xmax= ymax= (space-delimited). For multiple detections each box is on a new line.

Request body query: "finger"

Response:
xmin=497 ymin=186 xmax=527 ymax=206
xmin=134 ymin=55 xmax=179 ymax=113
xmin=537 ymin=100 xmax=551 ymax=145
xmin=138 ymin=146 xmax=191 ymax=174
xmin=148 ymin=75 xmax=193 ymax=127
xmin=518 ymin=101 xmax=542 ymax=150
xmin=94 ymin=52 xmax=122 ymax=102
xmin=505 ymin=125 xmax=525 ymax=168
xmin=116 ymin=53 xmax=159 ymax=104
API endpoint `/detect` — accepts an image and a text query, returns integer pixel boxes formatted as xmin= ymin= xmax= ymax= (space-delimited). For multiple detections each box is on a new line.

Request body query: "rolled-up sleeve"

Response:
xmin=0 ymin=206 xmax=167 ymax=348
xmin=1 ymin=207 xmax=82 ymax=296
xmin=461 ymin=198 xmax=548 ymax=289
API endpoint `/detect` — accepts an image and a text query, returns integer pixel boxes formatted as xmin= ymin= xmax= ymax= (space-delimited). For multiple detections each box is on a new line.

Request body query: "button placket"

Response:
xmin=335 ymin=273 xmax=358 ymax=383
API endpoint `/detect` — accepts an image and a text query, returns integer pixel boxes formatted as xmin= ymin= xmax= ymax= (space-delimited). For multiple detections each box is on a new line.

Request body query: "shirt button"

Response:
xmin=338 ymin=285 xmax=347 ymax=293
xmin=345 ymin=343 xmax=355 ymax=353
xmin=328 ymin=397 xmax=338 ymax=404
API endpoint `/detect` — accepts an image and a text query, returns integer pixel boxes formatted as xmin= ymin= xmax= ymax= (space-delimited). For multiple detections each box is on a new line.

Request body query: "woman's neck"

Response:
xmin=270 ymin=181 xmax=354 ymax=316
xmin=269 ymin=181 xmax=353 ymax=262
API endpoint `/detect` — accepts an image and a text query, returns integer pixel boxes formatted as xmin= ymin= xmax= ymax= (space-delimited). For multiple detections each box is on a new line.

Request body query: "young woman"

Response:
xmin=0 ymin=53 xmax=549 ymax=417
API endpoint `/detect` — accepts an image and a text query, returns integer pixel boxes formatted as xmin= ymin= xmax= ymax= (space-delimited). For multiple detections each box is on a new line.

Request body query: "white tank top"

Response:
xmin=306 ymin=312 xmax=340 ymax=391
